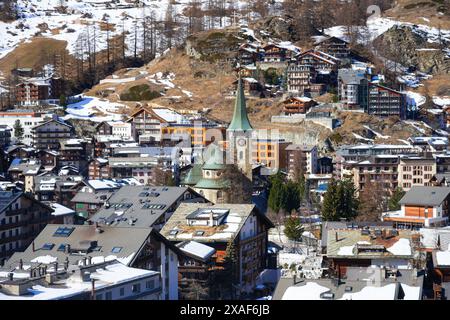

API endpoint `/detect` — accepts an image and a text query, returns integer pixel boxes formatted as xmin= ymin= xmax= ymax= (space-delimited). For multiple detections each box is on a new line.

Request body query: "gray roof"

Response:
xmin=90 ymin=186 xmax=207 ymax=228
xmin=5 ymin=224 xmax=154 ymax=268
xmin=273 ymin=267 xmax=423 ymax=300
xmin=71 ymin=190 xmax=114 ymax=205
xmin=399 ymin=186 xmax=450 ymax=206
xmin=285 ymin=144 xmax=316 ymax=152
xmin=161 ymin=203 xmax=273 ymax=243
xmin=34 ymin=175 xmax=83 ymax=192
xmin=8 ymin=162 xmax=42 ymax=175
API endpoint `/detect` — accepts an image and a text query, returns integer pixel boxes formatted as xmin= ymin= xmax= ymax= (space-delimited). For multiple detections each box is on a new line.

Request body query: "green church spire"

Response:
xmin=227 ymin=76 xmax=253 ymax=131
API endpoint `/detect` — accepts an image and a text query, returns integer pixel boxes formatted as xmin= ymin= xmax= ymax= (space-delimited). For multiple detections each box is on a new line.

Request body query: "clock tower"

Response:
xmin=227 ymin=76 xmax=254 ymax=179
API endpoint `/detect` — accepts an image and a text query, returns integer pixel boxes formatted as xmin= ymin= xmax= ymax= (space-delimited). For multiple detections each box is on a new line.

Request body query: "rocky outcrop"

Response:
xmin=374 ymin=25 xmax=450 ymax=74
xmin=253 ymin=15 xmax=321 ymax=42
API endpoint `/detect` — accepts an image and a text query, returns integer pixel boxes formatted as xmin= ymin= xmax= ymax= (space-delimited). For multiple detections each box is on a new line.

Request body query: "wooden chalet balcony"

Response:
xmin=0 ymin=216 xmax=52 ymax=232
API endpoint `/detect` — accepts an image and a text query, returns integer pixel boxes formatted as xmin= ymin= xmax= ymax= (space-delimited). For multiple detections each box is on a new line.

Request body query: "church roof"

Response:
xmin=227 ymin=76 xmax=253 ymax=132
xmin=181 ymin=164 xmax=203 ymax=186
xmin=202 ymin=144 xmax=226 ymax=170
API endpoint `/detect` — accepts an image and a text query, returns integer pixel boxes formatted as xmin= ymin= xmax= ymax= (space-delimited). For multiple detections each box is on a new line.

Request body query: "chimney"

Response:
xmin=8 ymin=272 xmax=13 ymax=281
xmin=29 ymin=268 xmax=33 ymax=278
xmin=209 ymin=210 xmax=214 ymax=226
xmin=83 ymin=257 xmax=87 ymax=266
xmin=95 ymin=221 xmax=99 ymax=228
xmin=293 ymin=273 xmax=297 ymax=285
xmin=64 ymin=257 xmax=69 ymax=270
xmin=65 ymin=244 xmax=71 ymax=254
xmin=19 ymin=259 xmax=23 ymax=270
xmin=54 ymin=261 xmax=58 ymax=272
xmin=88 ymin=256 xmax=92 ymax=265
xmin=335 ymin=232 xmax=339 ymax=242
xmin=91 ymin=279 xmax=96 ymax=300
xmin=32 ymin=242 xmax=35 ymax=252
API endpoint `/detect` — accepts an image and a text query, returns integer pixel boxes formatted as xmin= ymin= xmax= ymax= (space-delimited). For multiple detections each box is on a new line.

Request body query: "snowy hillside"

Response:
xmin=0 ymin=0 xmax=254 ymax=59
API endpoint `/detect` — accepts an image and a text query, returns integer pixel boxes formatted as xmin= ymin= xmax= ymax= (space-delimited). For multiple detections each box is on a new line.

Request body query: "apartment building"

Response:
xmin=161 ymin=203 xmax=274 ymax=298
xmin=346 ymin=155 xmax=399 ymax=193
xmin=15 ymin=77 xmax=63 ymax=107
xmin=338 ymin=68 xmax=369 ymax=109
xmin=285 ymin=144 xmax=318 ymax=180
xmin=251 ymin=139 xmax=290 ymax=172
xmin=367 ymin=84 xmax=406 ymax=119
xmin=0 ymin=190 xmax=54 ymax=265
xmin=314 ymin=36 xmax=351 ymax=60
xmin=31 ymin=118 xmax=73 ymax=150
xmin=398 ymin=156 xmax=437 ymax=191
xmin=286 ymin=64 xmax=326 ymax=97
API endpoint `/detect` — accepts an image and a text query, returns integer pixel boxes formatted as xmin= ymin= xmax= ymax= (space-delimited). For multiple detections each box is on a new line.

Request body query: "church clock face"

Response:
xmin=237 ymin=138 xmax=247 ymax=147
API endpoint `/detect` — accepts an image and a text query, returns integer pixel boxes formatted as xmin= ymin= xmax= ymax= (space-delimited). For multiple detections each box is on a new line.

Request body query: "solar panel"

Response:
xmin=195 ymin=231 xmax=205 ymax=236
xmin=57 ymin=244 xmax=66 ymax=251
xmin=169 ymin=230 xmax=178 ymax=236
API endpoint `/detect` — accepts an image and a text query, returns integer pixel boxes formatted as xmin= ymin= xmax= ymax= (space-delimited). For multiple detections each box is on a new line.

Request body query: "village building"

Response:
xmin=285 ymin=144 xmax=318 ymax=179
xmin=0 ymin=110 xmax=47 ymax=145
xmin=273 ymin=266 xmax=423 ymax=300
xmin=382 ymin=186 xmax=450 ymax=228
xmin=31 ymin=117 xmax=73 ymax=151
xmin=367 ymin=83 xmax=406 ymax=119
xmin=0 ymin=190 xmax=54 ymax=265
xmin=4 ymin=224 xmax=181 ymax=300
xmin=89 ymin=186 xmax=208 ymax=231
xmin=398 ymin=156 xmax=436 ymax=191
xmin=281 ymin=97 xmax=316 ymax=115
xmin=0 ymin=260 xmax=162 ymax=300
xmin=160 ymin=203 xmax=274 ymax=298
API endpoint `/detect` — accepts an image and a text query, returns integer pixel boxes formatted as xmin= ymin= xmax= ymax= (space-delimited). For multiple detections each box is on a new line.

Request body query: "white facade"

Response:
xmin=0 ymin=113 xmax=46 ymax=145
xmin=109 ymin=121 xmax=136 ymax=140
xmin=160 ymin=242 xmax=179 ymax=300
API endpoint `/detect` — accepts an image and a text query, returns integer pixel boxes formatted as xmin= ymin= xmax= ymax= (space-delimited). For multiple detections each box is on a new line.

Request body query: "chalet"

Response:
xmin=314 ymin=36 xmax=351 ymax=60
xmin=237 ymin=43 xmax=261 ymax=66
xmin=286 ymin=64 xmax=326 ymax=97
xmin=88 ymin=158 xmax=111 ymax=180
xmin=296 ymin=50 xmax=340 ymax=78
xmin=383 ymin=186 xmax=450 ymax=228
xmin=367 ymin=83 xmax=406 ymax=119
xmin=160 ymin=203 xmax=274 ymax=298
xmin=127 ymin=106 xmax=186 ymax=145
xmin=262 ymin=44 xmax=287 ymax=63
xmin=36 ymin=150 xmax=59 ymax=170
xmin=33 ymin=175 xmax=83 ymax=208
xmin=95 ymin=121 xmax=136 ymax=140
xmin=231 ymin=78 xmax=265 ymax=97
xmin=326 ymin=227 xmax=418 ymax=278
xmin=31 ymin=118 xmax=73 ymax=150
xmin=15 ymin=76 xmax=63 ymax=107
xmin=282 ymin=97 xmax=316 ymax=115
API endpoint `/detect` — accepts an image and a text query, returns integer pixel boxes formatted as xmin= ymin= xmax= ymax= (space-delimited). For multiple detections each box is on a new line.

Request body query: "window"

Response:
xmin=105 ymin=291 xmax=112 ymax=300
xmin=132 ymin=283 xmax=141 ymax=294
xmin=111 ymin=247 xmax=123 ymax=254
xmin=53 ymin=227 xmax=74 ymax=237
xmin=57 ymin=244 xmax=67 ymax=252
xmin=146 ymin=280 xmax=155 ymax=290
xmin=96 ymin=294 xmax=103 ymax=300
xmin=120 ymin=288 xmax=125 ymax=296
xmin=42 ymin=243 xmax=55 ymax=250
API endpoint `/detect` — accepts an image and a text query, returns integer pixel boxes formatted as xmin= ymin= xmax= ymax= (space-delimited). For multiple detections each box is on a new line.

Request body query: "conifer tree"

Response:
xmin=388 ymin=187 xmax=406 ymax=211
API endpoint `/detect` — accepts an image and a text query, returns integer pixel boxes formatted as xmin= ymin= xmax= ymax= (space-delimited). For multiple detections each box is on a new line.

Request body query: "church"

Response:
xmin=181 ymin=76 xmax=254 ymax=204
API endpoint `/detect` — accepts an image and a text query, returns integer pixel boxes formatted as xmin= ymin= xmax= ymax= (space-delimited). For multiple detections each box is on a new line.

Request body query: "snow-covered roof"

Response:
xmin=177 ymin=241 xmax=216 ymax=260
xmin=50 ymin=203 xmax=75 ymax=217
